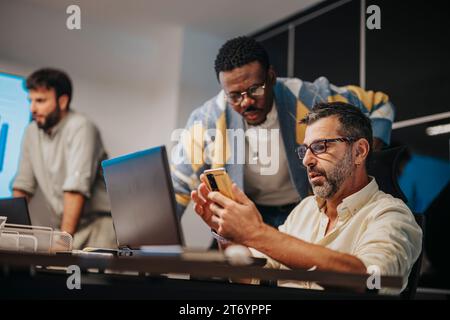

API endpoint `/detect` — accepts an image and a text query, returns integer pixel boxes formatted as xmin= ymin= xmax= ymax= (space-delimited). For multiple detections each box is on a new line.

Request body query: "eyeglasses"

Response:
xmin=296 ymin=137 xmax=358 ymax=160
xmin=225 ymin=82 xmax=266 ymax=105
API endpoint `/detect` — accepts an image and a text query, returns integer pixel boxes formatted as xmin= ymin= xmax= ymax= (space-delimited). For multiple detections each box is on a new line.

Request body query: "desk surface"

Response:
xmin=0 ymin=250 xmax=402 ymax=299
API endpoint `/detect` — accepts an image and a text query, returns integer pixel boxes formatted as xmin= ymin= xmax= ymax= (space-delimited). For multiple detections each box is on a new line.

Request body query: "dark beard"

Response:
xmin=36 ymin=104 xmax=62 ymax=132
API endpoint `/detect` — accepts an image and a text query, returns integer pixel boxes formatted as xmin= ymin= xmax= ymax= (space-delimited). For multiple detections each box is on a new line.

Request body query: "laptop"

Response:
xmin=0 ymin=197 xmax=31 ymax=225
xmin=101 ymin=145 xmax=266 ymax=266
xmin=101 ymin=145 xmax=184 ymax=256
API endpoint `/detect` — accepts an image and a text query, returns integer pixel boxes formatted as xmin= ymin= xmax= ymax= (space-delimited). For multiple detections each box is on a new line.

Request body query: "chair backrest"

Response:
xmin=367 ymin=146 xmax=408 ymax=202
xmin=368 ymin=146 xmax=423 ymax=299
xmin=401 ymin=213 xmax=424 ymax=300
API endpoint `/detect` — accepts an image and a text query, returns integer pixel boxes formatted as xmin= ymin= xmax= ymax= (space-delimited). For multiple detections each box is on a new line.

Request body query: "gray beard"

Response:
xmin=311 ymin=149 xmax=354 ymax=199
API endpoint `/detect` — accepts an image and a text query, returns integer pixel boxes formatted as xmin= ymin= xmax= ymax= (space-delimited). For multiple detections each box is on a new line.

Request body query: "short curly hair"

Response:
xmin=214 ymin=36 xmax=270 ymax=80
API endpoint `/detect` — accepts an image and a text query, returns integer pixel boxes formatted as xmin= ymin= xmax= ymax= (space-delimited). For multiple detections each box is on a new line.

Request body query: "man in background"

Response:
xmin=13 ymin=68 xmax=116 ymax=249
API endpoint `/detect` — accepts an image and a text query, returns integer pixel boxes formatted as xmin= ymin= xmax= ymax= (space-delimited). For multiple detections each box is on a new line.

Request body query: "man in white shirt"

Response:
xmin=191 ymin=102 xmax=422 ymax=291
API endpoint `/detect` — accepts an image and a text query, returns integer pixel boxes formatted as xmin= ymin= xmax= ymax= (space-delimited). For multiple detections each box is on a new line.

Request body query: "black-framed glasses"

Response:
xmin=225 ymin=82 xmax=266 ymax=105
xmin=296 ymin=137 xmax=358 ymax=160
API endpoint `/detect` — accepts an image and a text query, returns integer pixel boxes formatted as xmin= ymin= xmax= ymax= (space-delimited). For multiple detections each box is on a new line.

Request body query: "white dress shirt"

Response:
xmin=251 ymin=178 xmax=423 ymax=293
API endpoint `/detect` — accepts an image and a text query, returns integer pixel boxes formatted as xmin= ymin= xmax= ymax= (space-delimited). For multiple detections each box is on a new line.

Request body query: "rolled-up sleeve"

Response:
xmin=13 ymin=127 xmax=37 ymax=195
xmin=62 ymin=122 xmax=102 ymax=198
xmin=353 ymin=203 xmax=422 ymax=290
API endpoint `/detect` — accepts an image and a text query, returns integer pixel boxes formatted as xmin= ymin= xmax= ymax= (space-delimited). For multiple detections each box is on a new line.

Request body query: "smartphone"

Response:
xmin=203 ymin=168 xmax=234 ymax=200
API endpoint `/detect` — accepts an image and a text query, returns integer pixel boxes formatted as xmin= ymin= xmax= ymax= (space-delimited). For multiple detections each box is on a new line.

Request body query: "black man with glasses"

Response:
xmin=172 ymin=36 xmax=395 ymax=231
xmin=192 ymin=102 xmax=421 ymax=293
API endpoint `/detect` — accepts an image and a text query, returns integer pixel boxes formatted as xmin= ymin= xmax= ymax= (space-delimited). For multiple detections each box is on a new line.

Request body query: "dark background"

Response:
xmin=253 ymin=0 xmax=450 ymax=160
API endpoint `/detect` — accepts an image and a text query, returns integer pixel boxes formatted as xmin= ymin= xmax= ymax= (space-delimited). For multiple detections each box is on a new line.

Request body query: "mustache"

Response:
xmin=242 ymin=106 xmax=259 ymax=114
xmin=307 ymin=167 xmax=327 ymax=177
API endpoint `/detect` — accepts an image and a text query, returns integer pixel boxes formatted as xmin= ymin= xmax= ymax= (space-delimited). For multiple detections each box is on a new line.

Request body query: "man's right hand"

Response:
xmin=191 ymin=174 xmax=219 ymax=231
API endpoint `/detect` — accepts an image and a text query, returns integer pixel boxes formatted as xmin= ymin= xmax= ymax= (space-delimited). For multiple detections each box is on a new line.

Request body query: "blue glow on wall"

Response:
xmin=0 ymin=123 xmax=9 ymax=172
xmin=0 ymin=72 xmax=30 ymax=197
xmin=399 ymin=153 xmax=450 ymax=213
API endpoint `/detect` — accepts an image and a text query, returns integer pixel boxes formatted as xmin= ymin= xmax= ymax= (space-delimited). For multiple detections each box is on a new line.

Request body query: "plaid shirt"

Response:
xmin=171 ymin=77 xmax=395 ymax=217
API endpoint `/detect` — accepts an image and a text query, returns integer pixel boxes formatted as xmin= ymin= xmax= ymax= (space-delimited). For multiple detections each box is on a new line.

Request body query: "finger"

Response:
xmin=192 ymin=190 xmax=206 ymax=205
xmin=231 ymin=183 xmax=251 ymax=205
xmin=200 ymin=173 xmax=208 ymax=186
xmin=195 ymin=203 xmax=219 ymax=230
xmin=209 ymin=202 xmax=224 ymax=216
xmin=199 ymin=183 xmax=211 ymax=201
xmin=208 ymin=191 xmax=235 ymax=208
xmin=211 ymin=215 xmax=221 ymax=228
xmin=191 ymin=190 xmax=200 ymax=203
xmin=193 ymin=202 xmax=204 ymax=216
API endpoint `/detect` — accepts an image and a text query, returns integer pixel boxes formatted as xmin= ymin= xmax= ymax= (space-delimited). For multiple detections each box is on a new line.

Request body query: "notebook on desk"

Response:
xmin=99 ymin=145 xmax=265 ymax=266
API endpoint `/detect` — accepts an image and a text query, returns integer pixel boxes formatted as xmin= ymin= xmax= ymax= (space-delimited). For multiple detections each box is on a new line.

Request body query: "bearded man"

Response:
xmin=13 ymin=68 xmax=116 ymax=249
xmin=192 ymin=102 xmax=422 ymax=292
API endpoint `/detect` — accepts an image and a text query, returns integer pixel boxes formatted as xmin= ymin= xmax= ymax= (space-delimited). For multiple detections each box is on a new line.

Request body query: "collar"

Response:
xmin=314 ymin=177 xmax=379 ymax=218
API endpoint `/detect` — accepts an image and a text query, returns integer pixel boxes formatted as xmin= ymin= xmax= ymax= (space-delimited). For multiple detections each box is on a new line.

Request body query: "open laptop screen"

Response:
xmin=101 ymin=146 xmax=184 ymax=249
xmin=0 ymin=197 xmax=31 ymax=225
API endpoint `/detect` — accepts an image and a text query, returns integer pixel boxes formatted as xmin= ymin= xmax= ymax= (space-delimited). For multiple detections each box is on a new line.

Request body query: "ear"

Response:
xmin=267 ymin=65 xmax=277 ymax=86
xmin=354 ymin=138 xmax=370 ymax=166
xmin=58 ymin=95 xmax=69 ymax=111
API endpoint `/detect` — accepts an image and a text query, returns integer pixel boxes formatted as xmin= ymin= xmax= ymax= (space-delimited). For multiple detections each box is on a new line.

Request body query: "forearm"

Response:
xmin=247 ymin=225 xmax=366 ymax=274
xmin=13 ymin=189 xmax=32 ymax=202
xmin=60 ymin=192 xmax=85 ymax=235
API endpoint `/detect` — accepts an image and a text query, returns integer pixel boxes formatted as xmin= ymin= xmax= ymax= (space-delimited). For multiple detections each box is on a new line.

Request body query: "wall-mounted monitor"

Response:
xmin=0 ymin=72 xmax=30 ymax=197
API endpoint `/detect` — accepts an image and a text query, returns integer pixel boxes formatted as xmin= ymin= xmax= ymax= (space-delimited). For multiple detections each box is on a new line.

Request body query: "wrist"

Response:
xmin=246 ymin=222 xmax=269 ymax=248
xmin=60 ymin=225 xmax=75 ymax=236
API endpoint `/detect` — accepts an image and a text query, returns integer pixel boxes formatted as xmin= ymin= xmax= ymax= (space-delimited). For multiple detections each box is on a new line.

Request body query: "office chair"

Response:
xmin=368 ymin=146 xmax=424 ymax=299
xmin=367 ymin=146 xmax=408 ymax=202
xmin=400 ymin=213 xmax=425 ymax=299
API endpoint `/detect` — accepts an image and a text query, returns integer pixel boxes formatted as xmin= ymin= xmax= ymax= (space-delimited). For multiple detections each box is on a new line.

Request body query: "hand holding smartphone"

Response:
xmin=203 ymin=168 xmax=234 ymax=200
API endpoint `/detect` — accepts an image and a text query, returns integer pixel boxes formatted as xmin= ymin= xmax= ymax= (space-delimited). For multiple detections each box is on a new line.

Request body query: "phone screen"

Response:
xmin=204 ymin=169 xmax=234 ymax=199
xmin=206 ymin=173 xmax=220 ymax=192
